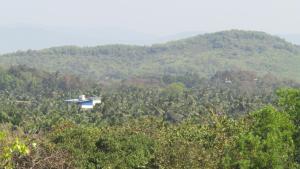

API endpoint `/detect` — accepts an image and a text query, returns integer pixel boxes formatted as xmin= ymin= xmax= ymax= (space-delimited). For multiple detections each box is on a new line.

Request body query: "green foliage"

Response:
xmin=49 ymin=120 xmax=156 ymax=168
xmin=153 ymin=114 xmax=240 ymax=169
xmin=0 ymin=131 xmax=29 ymax=169
xmin=93 ymin=132 xmax=155 ymax=168
xmin=226 ymin=106 xmax=296 ymax=168
xmin=277 ymin=88 xmax=300 ymax=164
xmin=0 ymin=64 xmax=299 ymax=168
xmin=49 ymin=122 xmax=100 ymax=168
xmin=277 ymin=88 xmax=300 ymax=122
xmin=161 ymin=82 xmax=186 ymax=99
xmin=1 ymin=30 xmax=300 ymax=81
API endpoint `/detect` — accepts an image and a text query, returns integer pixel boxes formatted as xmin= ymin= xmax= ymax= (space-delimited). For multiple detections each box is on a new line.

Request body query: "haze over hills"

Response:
xmin=0 ymin=26 xmax=161 ymax=53
xmin=279 ymin=34 xmax=300 ymax=46
xmin=0 ymin=25 xmax=204 ymax=54
xmin=2 ymin=25 xmax=300 ymax=54
xmin=1 ymin=30 xmax=300 ymax=81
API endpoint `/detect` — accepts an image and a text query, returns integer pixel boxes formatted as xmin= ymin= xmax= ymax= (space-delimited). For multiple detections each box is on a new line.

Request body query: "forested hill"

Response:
xmin=1 ymin=30 xmax=300 ymax=81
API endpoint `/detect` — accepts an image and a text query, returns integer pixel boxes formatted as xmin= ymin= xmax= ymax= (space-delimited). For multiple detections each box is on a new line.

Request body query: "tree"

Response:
xmin=0 ymin=131 xmax=29 ymax=169
xmin=228 ymin=106 xmax=296 ymax=168
xmin=277 ymin=88 xmax=300 ymax=164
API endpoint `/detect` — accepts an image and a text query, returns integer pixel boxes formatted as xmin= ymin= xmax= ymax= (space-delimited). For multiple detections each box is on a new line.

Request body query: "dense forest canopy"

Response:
xmin=0 ymin=30 xmax=300 ymax=168
xmin=0 ymin=64 xmax=299 ymax=168
xmin=1 ymin=30 xmax=300 ymax=81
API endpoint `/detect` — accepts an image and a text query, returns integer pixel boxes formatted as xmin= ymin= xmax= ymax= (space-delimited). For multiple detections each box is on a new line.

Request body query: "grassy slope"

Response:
xmin=1 ymin=30 xmax=300 ymax=81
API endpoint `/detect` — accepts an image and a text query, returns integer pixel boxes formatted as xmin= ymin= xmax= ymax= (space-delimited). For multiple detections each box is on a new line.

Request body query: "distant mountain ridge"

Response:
xmin=1 ymin=30 xmax=300 ymax=81
xmin=1 ymin=25 xmax=300 ymax=53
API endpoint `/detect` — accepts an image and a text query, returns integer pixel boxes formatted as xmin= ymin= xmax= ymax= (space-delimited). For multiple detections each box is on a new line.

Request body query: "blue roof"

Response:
xmin=79 ymin=100 xmax=93 ymax=106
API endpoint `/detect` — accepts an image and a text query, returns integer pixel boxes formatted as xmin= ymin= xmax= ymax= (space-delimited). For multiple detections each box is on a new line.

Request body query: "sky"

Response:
xmin=1 ymin=0 xmax=300 ymax=35
xmin=0 ymin=0 xmax=300 ymax=53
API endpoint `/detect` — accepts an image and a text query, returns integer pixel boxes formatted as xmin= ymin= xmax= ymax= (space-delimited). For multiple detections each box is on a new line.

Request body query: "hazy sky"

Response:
xmin=1 ymin=0 xmax=300 ymax=35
